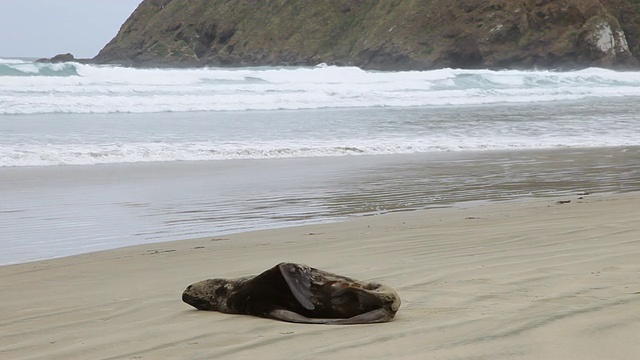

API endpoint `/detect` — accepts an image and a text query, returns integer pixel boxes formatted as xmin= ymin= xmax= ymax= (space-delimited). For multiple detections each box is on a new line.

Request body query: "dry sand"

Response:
xmin=1 ymin=192 xmax=639 ymax=359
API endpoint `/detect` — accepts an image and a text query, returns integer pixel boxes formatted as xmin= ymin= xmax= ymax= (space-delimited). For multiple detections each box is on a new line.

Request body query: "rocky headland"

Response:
xmin=92 ymin=0 xmax=640 ymax=70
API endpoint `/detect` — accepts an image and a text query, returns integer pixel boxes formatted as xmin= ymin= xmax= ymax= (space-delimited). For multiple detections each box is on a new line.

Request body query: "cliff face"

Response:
xmin=93 ymin=0 xmax=640 ymax=70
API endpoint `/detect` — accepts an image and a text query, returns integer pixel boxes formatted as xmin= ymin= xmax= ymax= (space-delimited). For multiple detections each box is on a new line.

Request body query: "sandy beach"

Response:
xmin=1 ymin=191 xmax=639 ymax=359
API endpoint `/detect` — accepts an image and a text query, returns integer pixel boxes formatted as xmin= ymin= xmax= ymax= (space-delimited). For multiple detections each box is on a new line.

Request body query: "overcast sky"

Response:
xmin=0 ymin=0 xmax=142 ymax=59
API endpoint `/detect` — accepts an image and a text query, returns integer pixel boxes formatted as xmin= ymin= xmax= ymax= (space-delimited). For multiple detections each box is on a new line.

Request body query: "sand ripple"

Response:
xmin=1 ymin=192 xmax=639 ymax=359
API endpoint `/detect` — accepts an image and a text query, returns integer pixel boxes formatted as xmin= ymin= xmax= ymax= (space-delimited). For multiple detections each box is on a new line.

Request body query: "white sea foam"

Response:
xmin=3 ymin=61 xmax=640 ymax=114
xmin=0 ymin=58 xmax=28 ymax=64
xmin=1 ymin=136 xmax=637 ymax=167
xmin=2 ymin=60 xmax=640 ymax=167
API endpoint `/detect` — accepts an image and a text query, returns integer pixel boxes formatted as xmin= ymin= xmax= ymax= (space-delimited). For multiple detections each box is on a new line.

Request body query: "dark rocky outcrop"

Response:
xmin=36 ymin=53 xmax=76 ymax=63
xmin=36 ymin=53 xmax=91 ymax=64
xmin=93 ymin=0 xmax=640 ymax=70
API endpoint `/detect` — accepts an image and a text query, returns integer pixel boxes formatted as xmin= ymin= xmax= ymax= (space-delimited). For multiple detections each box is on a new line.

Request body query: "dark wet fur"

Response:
xmin=182 ymin=263 xmax=400 ymax=324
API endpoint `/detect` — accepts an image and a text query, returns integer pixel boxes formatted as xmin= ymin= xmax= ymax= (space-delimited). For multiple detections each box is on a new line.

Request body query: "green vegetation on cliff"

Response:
xmin=94 ymin=0 xmax=640 ymax=70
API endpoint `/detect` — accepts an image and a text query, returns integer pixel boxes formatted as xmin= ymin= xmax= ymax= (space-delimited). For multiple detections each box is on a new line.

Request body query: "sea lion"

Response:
xmin=182 ymin=262 xmax=400 ymax=324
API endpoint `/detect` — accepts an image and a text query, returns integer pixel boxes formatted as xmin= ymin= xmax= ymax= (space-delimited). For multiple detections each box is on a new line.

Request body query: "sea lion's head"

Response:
xmin=182 ymin=278 xmax=231 ymax=311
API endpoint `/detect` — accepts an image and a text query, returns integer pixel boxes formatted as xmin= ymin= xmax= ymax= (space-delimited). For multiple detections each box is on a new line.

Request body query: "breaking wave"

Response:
xmin=3 ymin=58 xmax=640 ymax=114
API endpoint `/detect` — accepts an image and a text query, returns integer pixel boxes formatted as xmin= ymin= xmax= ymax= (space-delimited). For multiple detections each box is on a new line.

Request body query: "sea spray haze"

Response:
xmin=2 ymin=59 xmax=640 ymax=167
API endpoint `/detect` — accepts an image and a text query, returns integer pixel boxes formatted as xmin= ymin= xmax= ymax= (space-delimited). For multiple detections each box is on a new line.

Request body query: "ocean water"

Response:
xmin=1 ymin=58 xmax=640 ymax=264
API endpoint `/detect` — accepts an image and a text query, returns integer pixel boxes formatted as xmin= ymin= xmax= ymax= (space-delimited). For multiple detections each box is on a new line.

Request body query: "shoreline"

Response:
xmin=0 ymin=187 xmax=627 ymax=268
xmin=0 ymin=188 xmax=627 ymax=269
xmin=2 ymin=145 xmax=640 ymax=266
xmin=1 ymin=191 xmax=639 ymax=359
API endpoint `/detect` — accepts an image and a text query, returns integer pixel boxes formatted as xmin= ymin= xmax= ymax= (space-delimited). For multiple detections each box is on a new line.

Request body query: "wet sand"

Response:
xmin=1 ymin=191 xmax=639 ymax=359
xmin=2 ymin=146 xmax=639 ymax=265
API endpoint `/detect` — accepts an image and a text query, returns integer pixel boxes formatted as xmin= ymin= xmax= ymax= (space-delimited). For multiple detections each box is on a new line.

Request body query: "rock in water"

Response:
xmin=36 ymin=53 xmax=76 ymax=63
xmin=182 ymin=262 xmax=401 ymax=324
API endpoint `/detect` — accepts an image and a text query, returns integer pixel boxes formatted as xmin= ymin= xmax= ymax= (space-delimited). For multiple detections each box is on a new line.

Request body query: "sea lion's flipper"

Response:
xmin=268 ymin=308 xmax=391 ymax=325
xmin=331 ymin=287 xmax=380 ymax=307
xmin=278 ymin=263 xmax=315 ymax=310
xmin=268 ymin=309 xmax=330 ymax=324
xmin=324 ymin=308 xmax=391 ymax=325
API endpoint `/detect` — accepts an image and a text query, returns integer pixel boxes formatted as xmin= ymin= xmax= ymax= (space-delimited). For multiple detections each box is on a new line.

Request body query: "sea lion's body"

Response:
xmin=182 ymin=262 xmax=400 ymax=324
